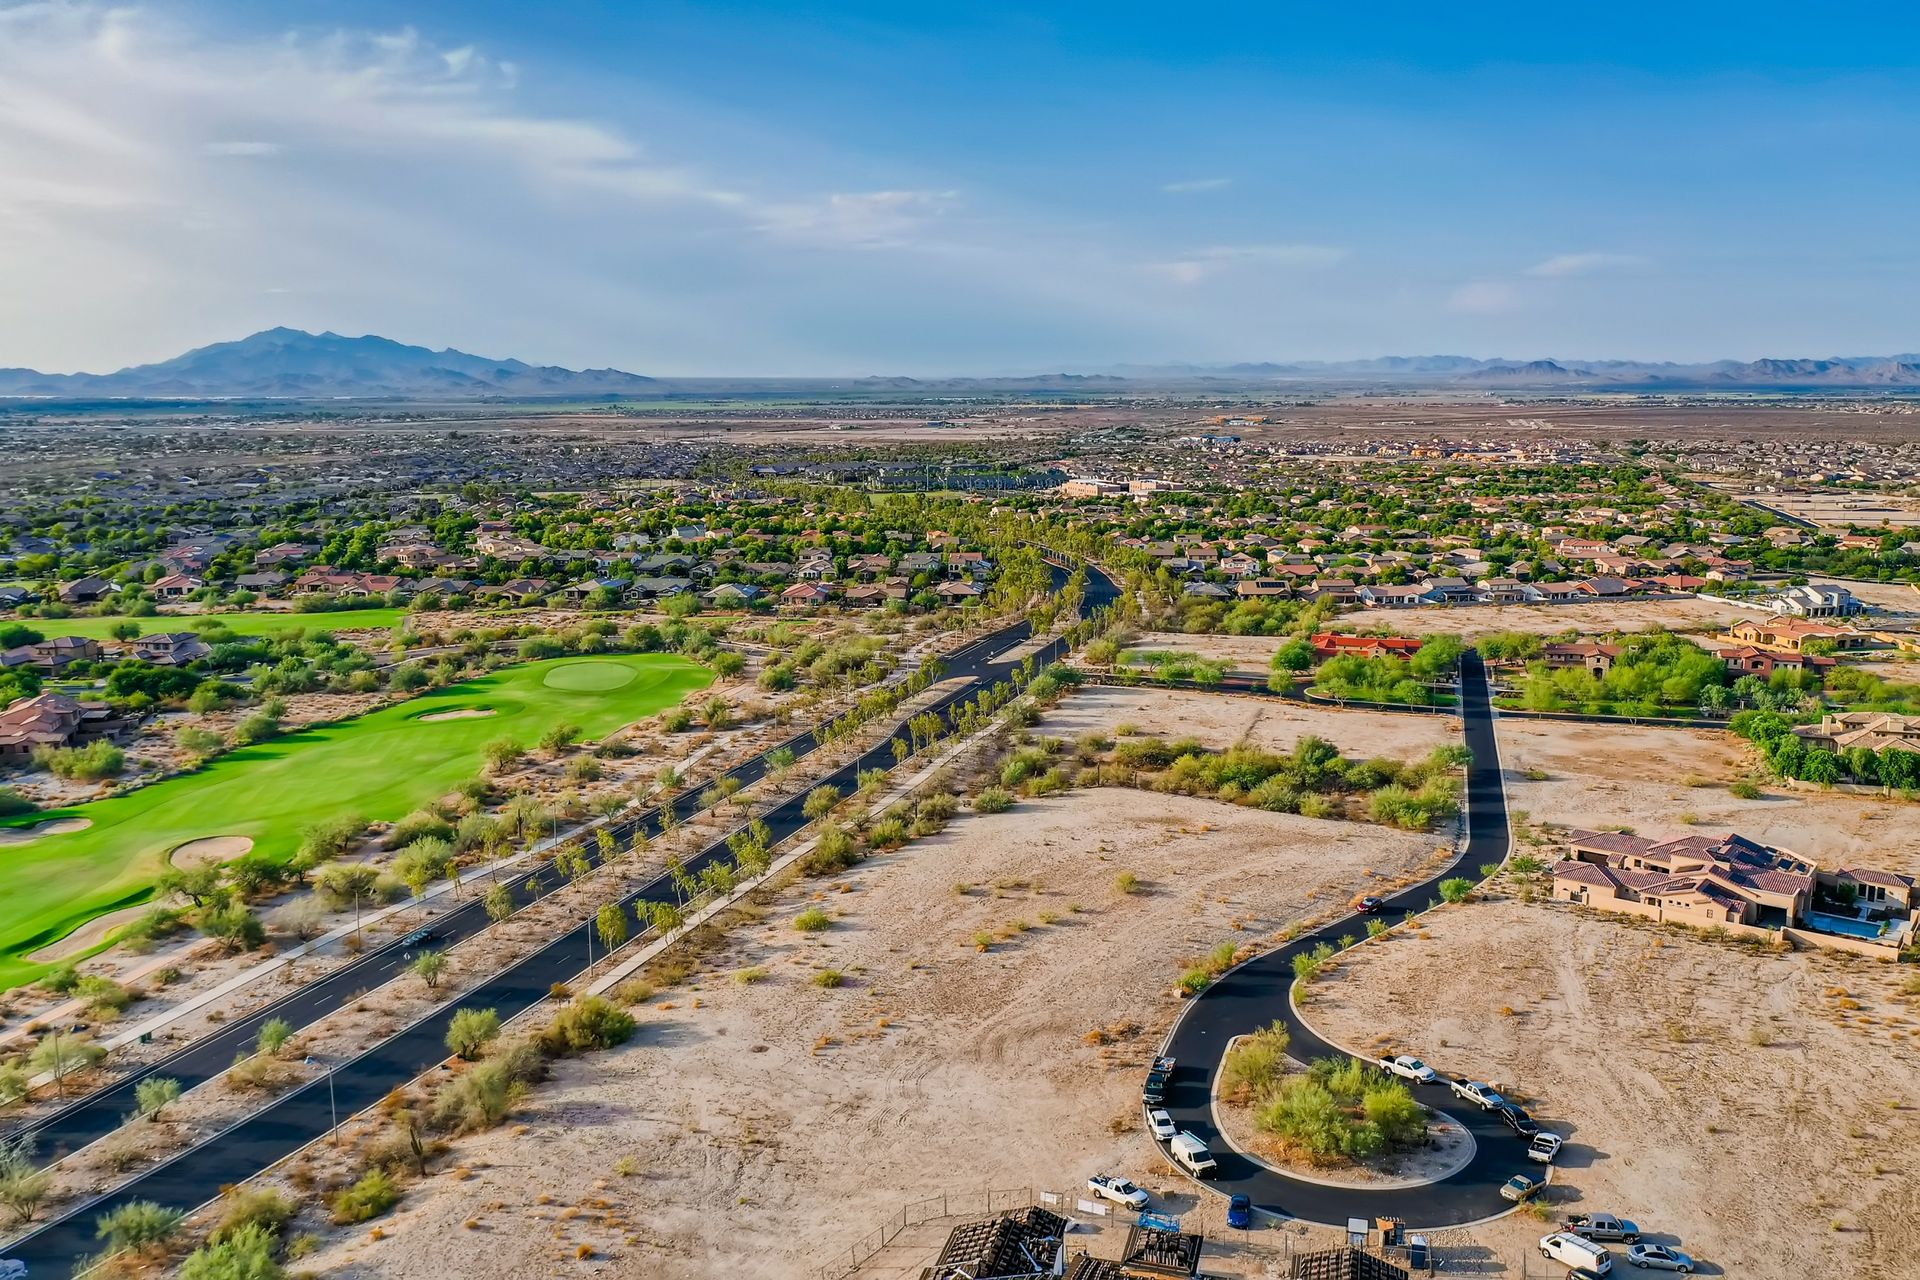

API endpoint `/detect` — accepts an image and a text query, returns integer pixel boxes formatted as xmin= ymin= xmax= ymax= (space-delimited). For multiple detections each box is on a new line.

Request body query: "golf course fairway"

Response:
xmin=0 ymin=654 xmax=714 ymax=989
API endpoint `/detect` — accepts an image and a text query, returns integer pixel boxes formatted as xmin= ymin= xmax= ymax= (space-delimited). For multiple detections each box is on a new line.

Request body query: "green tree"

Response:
xmin=95 ymin=1199 xmax=184 ymax=1251
xmin=595 ymin=902 xmax=630 ymax=952
xmin=446 ymin=1007 xmax=502 ymax=1061
xmin=484 ymin=881 xmax=515 ymax=923
xmin=134 ymin=1075 xmax=182 ymax=1122
xmin=410 ymin=950 xmax=448 ymax=991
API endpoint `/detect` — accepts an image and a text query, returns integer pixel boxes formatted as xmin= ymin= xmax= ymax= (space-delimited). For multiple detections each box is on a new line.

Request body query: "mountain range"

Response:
xmin=5 ymin=329 xmax=1920 ymax=398
xmin=1107 ymin=354 xmax=1920 ymax=388
xmin=0 ymin=328 xmax=657 ymax=399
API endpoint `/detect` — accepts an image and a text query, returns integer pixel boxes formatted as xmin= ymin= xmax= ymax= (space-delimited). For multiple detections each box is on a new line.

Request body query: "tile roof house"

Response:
xmin=2 ymin=635 xmax=103 ymax=675
xmin=1555 ymin=828 xmax=1915 ymax=952
xmin=0 ymin=691 xmax=132 ymax=763
xmin=1792 ymin=712 xmax=1920 ymax=754
xmin=131 ymin=632 xmax=213 ymax=666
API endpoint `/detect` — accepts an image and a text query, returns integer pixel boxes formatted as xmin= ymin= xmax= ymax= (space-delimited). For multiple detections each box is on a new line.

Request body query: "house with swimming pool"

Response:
xmin=1552 ymin=828 xmax=1917 ymax=957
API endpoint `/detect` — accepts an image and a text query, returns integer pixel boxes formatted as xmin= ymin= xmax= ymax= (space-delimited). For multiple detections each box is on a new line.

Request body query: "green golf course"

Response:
xmin=28 ymin=607 xmax=413 ymax=640
xmin=0 ymin=653 xmax=714 ymax=988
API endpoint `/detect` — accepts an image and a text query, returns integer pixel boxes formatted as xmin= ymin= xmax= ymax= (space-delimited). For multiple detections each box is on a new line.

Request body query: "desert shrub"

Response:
xmin=867 ymin=817 xmax=908 ymax=849
xmin=0 ymin=786 xmax=34 ymax=817
xmin=813 ymin=969 xmax=846 ymax=988
xmin=1113 ymin=871 xmax=1140 ymax=895
xmin=94 ymin=1199 xmax=184 ymax=1252
xmin=76 ymin=974 xmax=133 ymax=1016
xmin=537 ymin=997 xmax=636 ymax=1056
xmin=299 ymin=813 xmax=366 ymax=861
xmin=1221 ymin=1021 xmax=1291 ymax=1096
xmin=800 ymin=824 xmax=860 ymax=876
xmin=1438 ymin=877 xmax=1474 ymax=903
xmin=794 ymin=907 xmax=833 ymax=933
xmin=446 ymin=1007 xmax=502 ymax=1061
xmin=32 ymin=740 xmax=126 ymax=781
xmin=330 ymin=1168 xmax=400 ymax=1224
xmin=211 ymin=1186 xmax=297 ymax=1243
xmin=180 ymin=1223 xmax=284 ymax=1280
xmin=384 ymin=809 xmax=454 ymax=850
xmin=972 ymin=787 xmax=1013 ymax=814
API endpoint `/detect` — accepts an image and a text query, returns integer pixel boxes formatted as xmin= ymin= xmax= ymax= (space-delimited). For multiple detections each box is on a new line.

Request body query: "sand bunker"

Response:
xmin=0 ymin=817 xmax=92 ymax=846
xmin=419 ymin=707 xmax=498 ymax=722
xmin=27 ymin=903 xmax=150 ymax=964
xmin=170 ymin=835 xmax=255 ymax=869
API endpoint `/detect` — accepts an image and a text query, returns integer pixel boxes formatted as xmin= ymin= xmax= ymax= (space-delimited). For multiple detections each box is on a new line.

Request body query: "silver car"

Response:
xmin=1626 ymin=1244 xmax=1695 ymax=1273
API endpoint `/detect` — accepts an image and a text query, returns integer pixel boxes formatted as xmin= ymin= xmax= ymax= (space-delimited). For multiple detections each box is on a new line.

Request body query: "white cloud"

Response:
xmin=203 ymin=140 xmax=281 ymax=157
xmin=1526 ymin=252 xmax=1648 ymax=278
xmin=1150 ymin=243 xmax=1347 ymax=284
xmin=1446 ymin=280 xmax=1521 ymax=314
xmin=1161 ymin=177 xmax=1232 ymax=194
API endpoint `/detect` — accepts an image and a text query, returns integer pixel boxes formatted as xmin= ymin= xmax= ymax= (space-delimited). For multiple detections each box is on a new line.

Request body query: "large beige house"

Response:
xmin=1553 ymin=829 xmax=1916 ymax=954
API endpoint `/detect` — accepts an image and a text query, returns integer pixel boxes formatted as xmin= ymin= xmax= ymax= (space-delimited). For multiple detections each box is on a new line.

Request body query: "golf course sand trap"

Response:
xmin=541 ymin=659 xmax=639 ymax=692
xmin=420 ymin=708 xmax=498 ymax=722
xmin=0 ymin=818 xmax=92 ymax=846
xmin=27 ymin=903 xmax=150 ymax=964
xmin=170 ymin=835 xmax=254 ymax=869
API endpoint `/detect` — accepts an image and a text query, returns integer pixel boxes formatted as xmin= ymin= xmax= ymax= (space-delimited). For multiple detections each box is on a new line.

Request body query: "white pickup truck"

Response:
xmin=1375 ymin=1054 xmax=1438 ymax=1084
xmin=1085 ymin=1174 xmax=1149 ymax=1210
xmin=1449 ymin=1079 xmax=1506 ymax=1110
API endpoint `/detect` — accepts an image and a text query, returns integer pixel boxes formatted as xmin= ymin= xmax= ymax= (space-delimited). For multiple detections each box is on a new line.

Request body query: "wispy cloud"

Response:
xmin=1446 ymin=280 xmax=1521 ymax=314
xmin=1161 ymin=177 xmax=1232 ymax=194
xmin=203 ymin=140 xmax=282 ymax=158
xmin=1150 ymin=243 xmax=1347 ymax=284
xmin=1526 ymin=252 xmax=1648 ymax=278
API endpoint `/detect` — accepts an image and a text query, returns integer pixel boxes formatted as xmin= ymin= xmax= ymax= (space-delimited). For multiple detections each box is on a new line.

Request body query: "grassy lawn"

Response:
xmin=27 ymin=607 xmax=413 ymax=640
xmin=0 ymin=653 xmax=713 ymax=988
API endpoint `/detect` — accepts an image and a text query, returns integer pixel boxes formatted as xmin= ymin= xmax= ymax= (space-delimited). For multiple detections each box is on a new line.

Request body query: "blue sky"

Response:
xmin=2 ymin=1 xmax=1917 ymax=374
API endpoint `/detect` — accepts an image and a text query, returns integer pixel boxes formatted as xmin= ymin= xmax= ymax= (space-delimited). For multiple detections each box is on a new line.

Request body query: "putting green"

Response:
xmin=541 ymin=660 xmax=639 ymax=692
xmin=0 ymin=652 xmax=714 ymax=989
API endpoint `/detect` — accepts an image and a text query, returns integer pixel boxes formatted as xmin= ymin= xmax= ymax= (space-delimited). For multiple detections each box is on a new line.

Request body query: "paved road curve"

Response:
xmin=5 ymin=566 xmax=1117 ymax=1272
xmin=1160 ymin=650 xmax=1531 ymax=1228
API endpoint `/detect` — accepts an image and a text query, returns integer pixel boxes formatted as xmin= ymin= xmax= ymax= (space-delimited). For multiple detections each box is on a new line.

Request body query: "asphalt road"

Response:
xmin=4 ymin=565 xmax=1115 ymax=1273
xmin=1160 ymin=650 xmax=1534 ymax=1228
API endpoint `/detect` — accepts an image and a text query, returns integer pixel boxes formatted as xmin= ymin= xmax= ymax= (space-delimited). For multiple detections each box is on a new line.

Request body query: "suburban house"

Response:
xmin=1768 ymin=583 xmax=1862 ymax=618
xmin=1713 ymin=645 xmax=1832 ymax=678
xmin=1792 ymin=712 xmax=1920 ymax=754
xmin=151 ymin=573 xmax=206 ymax=599
xmin=1311 ymin=632 xmax=1422 ymax=661
xmin=1722 ymin=616 xmax=1866 ymax=652
xmin=1553 ymin=828 xmax=1916 ymax=953
xmin=1539 ymin=641 xmax=1622 ymax=674
xmin=0 ymin=692 xmax=133 ymax=764
xmin=1 ymin=635 xmax=104 ymax=674
xmin=131 ymin=632 xmax=213 ymax=666
xmin=57 ymin=576 xmax=114 ymax=604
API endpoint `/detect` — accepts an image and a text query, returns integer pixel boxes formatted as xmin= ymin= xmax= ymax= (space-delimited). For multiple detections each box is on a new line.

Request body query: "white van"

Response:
xmin=1169 ymin=1132 xmax=1217 ymax=1178
xmin=1539 ymin=1232 xmax=1612 ymax=1274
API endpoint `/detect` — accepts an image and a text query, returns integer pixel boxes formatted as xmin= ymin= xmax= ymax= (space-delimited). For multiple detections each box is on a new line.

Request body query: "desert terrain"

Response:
xmin=1496 ymin=717 xmax=1920 ymax=876
xmin=1311 ymin=896 xmax=1920 ymax=1280
xmin=294 ymin=788 xmax=1442 ymax=1278
xmin=1041 ymin=685 xmax=1458 ymax=761
xmin=1336 ymin=596 xmax=1760 ymax=640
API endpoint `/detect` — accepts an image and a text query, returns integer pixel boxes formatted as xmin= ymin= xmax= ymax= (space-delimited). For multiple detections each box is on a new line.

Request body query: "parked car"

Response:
xmin=1625 ymin=1244 xmax=1695 ymax=1272
xmin=1169 ymin=1132 xmax=1217 ymax=1177
xmin=1565 ymin=1213 xmax=1642 ymax=1243
xmin=1540 ymin=1232 xmax=1613 ymax=1275
xmin=1146 ymin=1108 xmax=1177 ymax=1140
xmin=1450 ymin=1079 xmax=1506 ymax=1110
xmin=1142 ymin=1073 xmax=1169 ymax=1106
xmin=1085 ymin=1175 xmax=1149 ymax=1211
xmin=1376 ymin=1054 xmax=1438 ymax=1084
xmin=1527 ymin=1133 xmax=1564 ymax=1164
xmin=1497 ymin=1103 xmax=1541 ymax=1137
xmin=1500 ymin=1174 xmax=1541 ymax=1203
xmin=1226 ymin=1194 xmax=1251 ymax=1229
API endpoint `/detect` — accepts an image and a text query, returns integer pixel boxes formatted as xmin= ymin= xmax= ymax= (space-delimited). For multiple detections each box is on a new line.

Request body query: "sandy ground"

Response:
xmin=1495 ymin=717 xmax=1920 ymax=876
xmin=1334 ymin=596 xmax=1760 ymax=639
xmin=1043 ymin=686 xmax=1458 ymax=762
xmin=1832 ymin=578 xmax=1920 ymax=620
xmin=296 ymin=789 xmax=1441 ymax=1280
xmin=25 ymin=903 xmax=153 ymax=964
xmin=418 ymin=708 xmax=498 ymax=722
xmin=170 ymin=835 xmax=255 ymax=869
xmin=0 ymin=817 xmax=90 ymax=845
xmin=1124 ymin=632 xmax=1283 ymax=672
xmin=1311 ymin=897 xmax=1920 ymax=1280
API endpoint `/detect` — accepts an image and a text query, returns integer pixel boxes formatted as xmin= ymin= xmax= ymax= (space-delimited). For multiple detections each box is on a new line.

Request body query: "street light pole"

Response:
xmin=307 ymin=1056 xmax=339 ymax=1145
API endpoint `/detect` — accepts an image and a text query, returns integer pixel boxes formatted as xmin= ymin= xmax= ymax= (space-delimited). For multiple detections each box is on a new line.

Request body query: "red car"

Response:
xmin=1354 ymin=896 xmax=1384 ymax=913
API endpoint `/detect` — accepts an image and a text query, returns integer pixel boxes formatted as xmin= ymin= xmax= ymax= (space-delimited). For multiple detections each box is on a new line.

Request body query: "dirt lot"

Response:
xmin=297 ymin=789 xmax=1440 ymax=1279
xmin=1496 ymin=718 xmax=1920 ymax=876
xmin=1333 ymin=596 xmax=1759 ymax=640
xmin=1311 ymin=897 xmax=1920 ymax=1280
xmin=1123 ymin=632 xmax=1284 ymax=672
xmin=1042 ymin=686 xmax=1458 ymax=762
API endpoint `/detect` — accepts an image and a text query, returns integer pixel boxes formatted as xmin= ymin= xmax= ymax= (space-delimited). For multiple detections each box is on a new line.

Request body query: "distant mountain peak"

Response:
xmin=5 ymin=329 xmax=654 ymax=400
